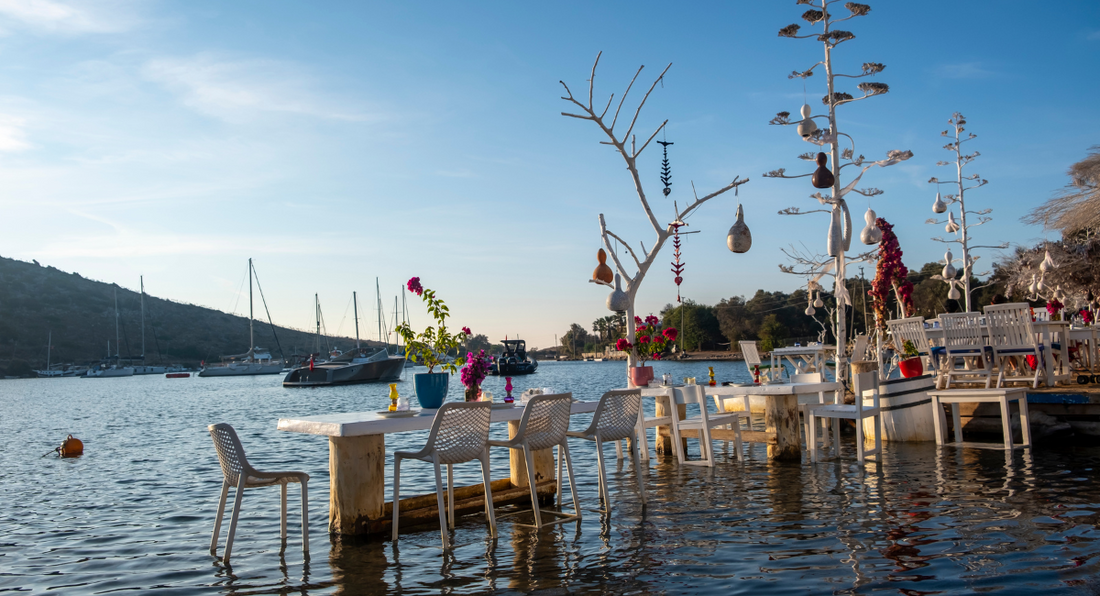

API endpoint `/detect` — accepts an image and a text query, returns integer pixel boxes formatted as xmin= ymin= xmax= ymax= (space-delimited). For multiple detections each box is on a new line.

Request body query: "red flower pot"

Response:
xmin=898 ymin=357 xmax=923 ymax=378
xmin=629 ymin=365 xmax=654 ymax=387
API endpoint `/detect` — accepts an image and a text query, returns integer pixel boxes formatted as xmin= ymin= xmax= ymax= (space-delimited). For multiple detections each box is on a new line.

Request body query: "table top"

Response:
xmin=640 ymin=381 xmax=842 ymax=397
xmin=771 ymin=345 xmax=835 ymax=355
xmin=278 ymin=400 xmax=599 ymax=437
xmin=928 ymin=388 xmax=1028 ymax=399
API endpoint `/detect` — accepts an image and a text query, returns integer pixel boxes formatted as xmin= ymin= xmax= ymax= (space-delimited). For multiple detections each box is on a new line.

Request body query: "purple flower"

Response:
xmin=462 ymin=326 xmax=471 ymax=335
xmin=407 ymin=277 xmax=424 ymax=296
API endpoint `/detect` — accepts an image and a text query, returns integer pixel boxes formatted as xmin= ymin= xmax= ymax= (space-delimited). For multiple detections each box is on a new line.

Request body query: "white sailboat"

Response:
xmin=199 ymin=259 xmax=284 ymax=377
xmin=85 ymin=289 xmax=135 ymax=378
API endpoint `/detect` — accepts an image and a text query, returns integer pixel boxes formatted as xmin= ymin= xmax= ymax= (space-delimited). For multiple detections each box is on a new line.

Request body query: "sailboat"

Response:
xmin=282 ymin=281 xmax=405 ymax=387
xmin=85 ymin=289 xmax=135 ymax=378
xmin=198 ymin=259 xmax=285 ymax=377
xmin=34 ymin=332 xmax=65 ymax=377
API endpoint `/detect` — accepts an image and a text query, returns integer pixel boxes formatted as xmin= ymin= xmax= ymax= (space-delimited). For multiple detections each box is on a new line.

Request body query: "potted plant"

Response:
xmin=1046 ymin=299 xmax=1064 ymax=322
xmin=615 ymin=315 xmax=677 ymax=387
xmin=395 ymin=277 xmax=469 ymax=409
xmin=460 ymin=350 xmax=493 ymax=402
xmin=897 ymin=339 xmax=923 ymax=378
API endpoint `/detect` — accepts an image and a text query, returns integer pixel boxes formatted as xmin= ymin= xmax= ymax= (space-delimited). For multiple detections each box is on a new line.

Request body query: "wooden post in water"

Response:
xmin=508 ymin=420 xmax=556 ymax=501
xmin=766 ymin=394 xmax=801 ymax=461
xmin=328 ymin=435 xmax=385 ymax=534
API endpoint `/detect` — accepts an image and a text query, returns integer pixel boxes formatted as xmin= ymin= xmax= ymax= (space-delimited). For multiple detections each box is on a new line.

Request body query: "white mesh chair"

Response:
xmin=985 ymin=303 xmax=1046 ymax=389
xmin=566 ymin=389 xmax=645 ymax=511
xmin=940 ymin=312 xmax=994 ymax=388
xmin=207 ymin=423 xmax=309 ymax=564
xmin=671 ymin=385 xmax=742 ymax=466
xmin=887 ymin=316 xmax=937 ymax=374
xmin=488 ymin=393 xmax=580 ymax=529
xmin=392 ymin=402 xmax=496 ymax=549
xmin=805 ymin=371 xmax=883 ymax=463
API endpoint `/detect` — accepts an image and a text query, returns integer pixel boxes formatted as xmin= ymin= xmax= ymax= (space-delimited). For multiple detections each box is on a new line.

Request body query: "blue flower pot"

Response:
xmin=414 ymin=372 xmax=450 ymax=410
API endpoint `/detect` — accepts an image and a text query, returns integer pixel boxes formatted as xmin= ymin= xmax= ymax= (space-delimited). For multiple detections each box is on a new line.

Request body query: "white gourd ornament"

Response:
xmin=813 ymin=292 xmax=824 ymax=308
xmin=948 ymin=283 xmax=961 ymax=300
xmin=932 ymin=191 xmax=947 ymax=214
xmin=1040 ymin=250 xmax=1055 ymax=273
xmin=607 ymin=274 xmax=630 ymax=313
xmin=860 ymin=208 xmax=881 ymax=245
xmin=797 ymin=104 xmax=818 ymax=139
xmin=826 ymin=205 xmax=843 ymax=257
xmin=945 ymin=212 xmax=960 ymax=234
xmin=727 ymin=204 xmax=752 ymax=253
xmin=805 ymin=293 xmax=815 ymax=316
xmin=1028 ymin=274 xmax=1037 ymax=295
xmin=942 ymin=251 xmax=957 ymax=280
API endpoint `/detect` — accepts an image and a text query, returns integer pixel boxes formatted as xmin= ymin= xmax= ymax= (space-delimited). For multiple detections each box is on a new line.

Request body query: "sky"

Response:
xmin=0 ymin=0 xmax=1097 ymax=350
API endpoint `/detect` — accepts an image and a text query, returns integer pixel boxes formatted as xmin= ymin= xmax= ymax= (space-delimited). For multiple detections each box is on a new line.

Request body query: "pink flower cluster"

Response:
xmin=1081 ymin=309 xmax=1094 ymax=325
xmin=462 ymin=326 xmax=472 ymax=335
xmin=407 ymin=277 xmax=424 ymax=296
xmin=1046 ymin=299 xmax=1064 ymax=316
xmin=614 ymin=315 xmax=677 ymax=365
xmin=460 ymin=349 xmax=493 ymax=388
xmin=868 ymin=218 xmax=915 ymax=333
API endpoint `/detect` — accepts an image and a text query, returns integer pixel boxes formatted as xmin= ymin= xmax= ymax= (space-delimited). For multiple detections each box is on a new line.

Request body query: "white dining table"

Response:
xmin=770 ymin=345 xmax=836 ymax=380
xmin=278 ymin=400 xmax=598 ymax=536
xmin=638 ymin=381 xmax=842 ymax=462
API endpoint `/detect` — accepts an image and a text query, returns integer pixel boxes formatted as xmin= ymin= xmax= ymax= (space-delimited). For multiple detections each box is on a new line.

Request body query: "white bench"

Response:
xmin=927 ymin=388 xmax=1031 ymax=450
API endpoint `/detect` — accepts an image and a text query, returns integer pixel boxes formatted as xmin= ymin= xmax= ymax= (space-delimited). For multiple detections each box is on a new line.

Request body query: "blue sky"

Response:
xmin=1 ymin=1 xmax=1097 ymax=350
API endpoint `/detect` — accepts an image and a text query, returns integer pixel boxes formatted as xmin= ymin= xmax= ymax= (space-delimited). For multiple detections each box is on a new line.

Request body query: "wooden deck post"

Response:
xmin=328 ymin=435 xmax=385 ymax=535
xmin=508 ymin=420 xmax=556 ymax=500
xmin=766 ymin=394 xmax=801 ymax=461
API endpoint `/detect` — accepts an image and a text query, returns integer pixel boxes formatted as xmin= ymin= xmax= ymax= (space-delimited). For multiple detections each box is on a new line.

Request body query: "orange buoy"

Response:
xmin=59 ymin=434 xmax=83 ymax=458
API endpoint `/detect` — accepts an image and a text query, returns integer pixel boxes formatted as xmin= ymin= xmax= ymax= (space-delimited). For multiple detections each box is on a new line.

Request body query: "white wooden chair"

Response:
xmin=566 ymin=389 xmax=646 ymax=511
xmin=207 ymin=423 xmax=309 ymax=564
xmin=984 ymin=303 xmax=1047 ymax=389
xmin=805 ymin=371 xmax=882 ymax=463
xmin=850 ymin=334 xmax=869 ymax=364
xmin=792 ymin=372 xmax=832 ymax=452
xmin=637 ymin=387 xmax=681 ymax=462
xmin=740 ymin=340 xmax=776 ymax=381
xmin=488 ymin=393 xmax=580 ymax=529
xmin=669 ymin=385 xmax=742 ymax=467
xmin=887 ymin=316 xmax=938 ymax=374
xmin=940 ymin=312 xmax=994 ymax=388
xmin=392 ymin=402 xmax=496 ymax=549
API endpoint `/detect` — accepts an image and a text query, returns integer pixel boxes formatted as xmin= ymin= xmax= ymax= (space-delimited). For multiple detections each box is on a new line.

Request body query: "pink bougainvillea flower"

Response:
xmin=462 ymin=326 xmax=471 ymax=335
xmin=637 ymin=335 xmax=651 ymax=344
xmin=663 ymin=328 xmax=678 ymax=342
xmin=615 ymin=338 xmax=632 ymax=351
xmin=407 ymin=277 xmax=424 ymax=296
xmin=634 ymin=316 xmax=643 ymax=324
xmin=652 ymin=353 xmax=662 ymax=360
xmin=645 ymin=315 xmax=659 ymax=326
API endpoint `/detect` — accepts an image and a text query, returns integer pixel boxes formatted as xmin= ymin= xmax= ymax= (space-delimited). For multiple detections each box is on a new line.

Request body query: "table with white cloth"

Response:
xmin=638 ymin=381 xmax=842 ymax=462
xmin=277 ymin=400 xmax=598 ymax=536
xmin=770 ymin=345 xmax=837 ymax=380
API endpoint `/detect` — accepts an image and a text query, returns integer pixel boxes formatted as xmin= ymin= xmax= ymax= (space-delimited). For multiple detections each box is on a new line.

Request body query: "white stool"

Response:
xmin=928 ymin=389 xmax=1031 ymax=450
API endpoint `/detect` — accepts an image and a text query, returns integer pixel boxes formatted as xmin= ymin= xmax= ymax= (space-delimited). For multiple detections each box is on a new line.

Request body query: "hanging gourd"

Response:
xmin=727 ymin=204 xmax=751 ymax=253
xmin=592 ymin=248 xmax=613 ymax=284
xmin=860 ymin=208 xmax=882 ymax=245
xmin=826 ymin=204 xmax=843 ymax=257
xmin=805 ymin=292 xmax=816 ymax=316
xmin=59 ymin=434 xmax=83 ymax=458
xmin=942 ymin=251 xmax=957 ymax=280
xmin=797 ymin=104 xmax=818 ymax=139
xmin=607 ymin=273 xmax=629 ymax=313
xmin=813 ymin=292 xmax=824 ymax=308
xmin=1040 ymin=250 xmax=1055 ymax=273
xmin=811 ymin=152 xmax=834 ymax=189
xmin=932 ymin=191 xmax=947 ymax=214
xmin=1028 ymin=274 xmax=1038 ymax=296
xmin=948 ymin=283 xmax=961 ymax=300
xmin=945 ymin=212 xmax=960 ymax=234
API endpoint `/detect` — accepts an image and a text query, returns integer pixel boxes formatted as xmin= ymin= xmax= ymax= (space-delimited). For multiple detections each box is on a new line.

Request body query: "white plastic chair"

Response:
xmin=740 ymin=340 xmax=776 ymax=381
xmin=805 ymin=371 xmax=883 ymax=463
xmin=392 ymin=402 xmax=496 ymax=549
xmin=887 ymin=316 xmax=937 ymax=374
xmin=940 ymin=312 xmax=994 ymax=388
xmin=985 ymin=303 xmax=1046 ymax=389
xmin=672 ymin=385 xmax=742 ymax=466
xmin=566 ymin=389 xmax=646 ymax=511
xmin=207 ymin=423 xmax=309 ymax=564
xmin=488 ymin=393 xmax=580 ymax=529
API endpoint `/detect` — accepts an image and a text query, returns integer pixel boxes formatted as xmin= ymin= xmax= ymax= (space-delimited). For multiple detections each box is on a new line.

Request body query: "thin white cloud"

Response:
xmin=1089 ymin=30 xmax=1100 ymax=41
xmin=0 ymin=114 xmax=29 ymax=151
xmin=0 ymin=0 xmax=138 ymax=34
xmin=936 ymin=62 xmax=995 ymax=79
xmin=142 ymin=53 xmax=379 ymax=123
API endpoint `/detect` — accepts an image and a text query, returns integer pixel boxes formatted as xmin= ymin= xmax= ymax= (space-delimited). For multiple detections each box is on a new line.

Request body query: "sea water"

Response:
xmin=2 ymin=360 xmax=1100 ymax=594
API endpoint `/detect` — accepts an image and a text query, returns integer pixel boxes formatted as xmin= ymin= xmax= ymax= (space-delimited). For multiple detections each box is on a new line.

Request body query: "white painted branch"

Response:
xmin=678 ymin=177 xmax=748 ymax=221
xmin=611 ymin=66 xmax=643 ymax=132
xmin=624 ymin=63 xmax=672 ymax=143
xmin=603 ymin=227 xmax=643 ymax=270
xmin=635 ymin=120 xmax=668 ymax=159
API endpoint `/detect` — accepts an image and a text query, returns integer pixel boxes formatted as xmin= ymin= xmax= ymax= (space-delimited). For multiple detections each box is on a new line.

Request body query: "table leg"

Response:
xmin=508 ymin=420 xmax=556 ymax=492
xmin=1043 ymin=329 xmax=1056 ymax=387
xmin=999 ymin=396 xmax=1012 ymax=450
xmin=328 ymin=435 xmax=384 ymax=535
xmin=1018 ymin=396 xmax=1032 ymax=448
xmin=931 ymin=396 xmax=945 ymax=446
xmin=765 ymin=394 xmax=800 ymax=461
xmin=654 ymin=397 xmax=687 ymax=455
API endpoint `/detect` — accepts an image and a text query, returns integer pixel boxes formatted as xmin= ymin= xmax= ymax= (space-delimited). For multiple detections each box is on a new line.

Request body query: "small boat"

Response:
xmin=198 ymin=259 xmax=286 ymax=377
xmin=166 ymin=372 xmax=190 ymax=378
xmin=85 ymin=364 xmax=135 ymax=378
xmin=489 ymin=340 xmax=538 ymax=376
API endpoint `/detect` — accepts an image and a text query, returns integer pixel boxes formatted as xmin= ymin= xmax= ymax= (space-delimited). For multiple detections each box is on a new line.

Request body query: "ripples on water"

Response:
xmin=2 ymin=360 xmax=1100 ymax=594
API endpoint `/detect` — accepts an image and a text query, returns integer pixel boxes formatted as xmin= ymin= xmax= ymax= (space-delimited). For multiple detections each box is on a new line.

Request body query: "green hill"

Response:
xmin=0 ymin=256 xmax=375 ymax=377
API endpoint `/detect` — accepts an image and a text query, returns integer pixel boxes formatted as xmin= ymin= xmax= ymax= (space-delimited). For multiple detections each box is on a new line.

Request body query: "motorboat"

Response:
xmin=489 ymin=339 xmax=538 ymax=375
xmin=282 ymin=347 xmax=404 ymax=387
xmin=85 ymin=364 xmax=135 ymax=378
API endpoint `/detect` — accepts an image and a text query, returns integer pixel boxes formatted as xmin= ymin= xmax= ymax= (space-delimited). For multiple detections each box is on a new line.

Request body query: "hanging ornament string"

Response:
xmin=671 ymin=220 xmax=685 ymax=302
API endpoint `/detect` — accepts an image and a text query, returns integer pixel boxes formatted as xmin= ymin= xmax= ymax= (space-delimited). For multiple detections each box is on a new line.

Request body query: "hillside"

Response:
xmin=0 ymin=256 xmax=374 ymax=376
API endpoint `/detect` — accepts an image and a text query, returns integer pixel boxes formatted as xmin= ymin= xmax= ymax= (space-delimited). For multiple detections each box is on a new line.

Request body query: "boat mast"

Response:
xmin=353 ymin=291 xmax=360 ymax=350
xmin=140 ymin=276 xmax=145 ymax=362
xmin=376 ymin=277 xmax=383 ymax=348
xmin=114 ymin=288 xmax=120 ymax=361
xmin=46 ymin=331 xmax=51 ymax=371
xmin=248 ymin=258 xmax=254 ymax=359
xmin=314 ymin=294 xmax=321 ymax=356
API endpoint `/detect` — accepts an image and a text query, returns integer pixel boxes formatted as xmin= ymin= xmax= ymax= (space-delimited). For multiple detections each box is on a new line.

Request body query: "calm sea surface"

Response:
xmin=3 ymin=360 xmax=1100 ymax=595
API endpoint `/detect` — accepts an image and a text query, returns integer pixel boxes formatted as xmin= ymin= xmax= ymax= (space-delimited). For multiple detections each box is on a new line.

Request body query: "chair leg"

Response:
xmin=594 ymin=437 xmax=609 ymax=511
xmin=629 ymin=433 xmax=646 ymax=508
xmin=392 ymin=456 xmax=402 ymax=542
xmin=807 ymin=414 xmax=818 ymax=463
xmin=480 ymin=450 xmax=496 ymax=538
xmin=732 ymin=416 xmax=743 ymax=461
xmin=210 ymin=480 xmax=229 ymax=555
xmin=561 ymin=441 xmax=581 ymax=519
xmin=433 ymin=461 xmax=449 ymax=550
xmin=223 ymin=474 xmax=247 ymax=564
xmin=700 ymin=421 xmax=714 ymax=467
xmin=446 ymin=464 xmax=455 ymax=530
xmin=856 ymin=417 xmax=866 ymax=461
xmin=280 ymin=483 xmax=288 ymax=542
xmin=300 ymin=481 xmax=309 ymax=554
xmin=522 ymin=444 xmax=542 ymax=529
